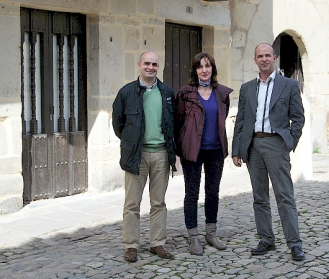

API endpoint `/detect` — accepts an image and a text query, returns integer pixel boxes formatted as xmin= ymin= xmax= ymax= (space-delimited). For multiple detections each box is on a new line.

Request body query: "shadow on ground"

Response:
xmin=0 ymin=179 xmax=328 ymax=279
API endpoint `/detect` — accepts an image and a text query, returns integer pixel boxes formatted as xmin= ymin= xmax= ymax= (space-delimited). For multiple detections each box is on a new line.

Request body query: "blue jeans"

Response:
xmin=181 ymin=149 xmax=224 ymax=229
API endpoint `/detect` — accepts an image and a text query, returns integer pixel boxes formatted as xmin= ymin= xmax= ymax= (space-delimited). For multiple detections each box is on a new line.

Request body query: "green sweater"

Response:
xmin=142 ymin=86 xmax=165 ymax=152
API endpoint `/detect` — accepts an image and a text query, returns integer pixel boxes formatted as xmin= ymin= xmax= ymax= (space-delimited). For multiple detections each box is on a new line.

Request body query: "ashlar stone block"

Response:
xmin=142 ymin=26 xmax=165 ymax=52
xmin=100 ymin=162 xmax=124 ymax=192
xmin=231 ymin=47 xmax=243 ymax=60
xmin=0 ymin=121 xmax=8 ymax=156
xmin=0 ymin=174 xmax=23 ymax=196
xmin=231 ymin=58 xmax=244 ymax=81
xmin=203 ymin=27 xmax=215 ymax=48
xmin=230 ymin=80 xmax=244 ymax=100
xmin=0 ymin=157 xmax=22 ymax=175
xmin=214 ymin=48 xmax=230 ymax=85
xmin=204 ymin=27 xmax=230 ymax=49
xmin=156 ymin=0 xmax=230 ymax=27
xmin=0 ymin=195 xmax=23 ymax=214
xmin=0 ymin=2 xmax=19 ymax=14
xmin=88 ymin=143 xmax=120 ymax=162
xmin=0 ymin=103 xmax=22 ymax=119
xmin=124 ymin=27 xmax=140 ymax=50
xmin=88 ymin=97 xmax=113 ymax=113
xmin=202 ymin=47 xmax=214 ymax=59
xmin=7 ymin=118 xmax=22 ymax=156
xmin=311 ymin=112 xmax=327 ymax=152
xmin=233 ymin=2 xmax=256 ymax=31
xmin=248 ymin=13 xmax=273 ymax=44
xmin=88 ymin=111 xmax=110 ymax=145
xmin=139 ymin=0 xmax=154 ymax=15
xmin=232 ymin=30 xmax=247 ymax=48
xmin=248 ymin=0 xmax=262 ymax=4
xmin=116 ymin=15 xmax=140 ymax=26
xmin=148 ymin=18 xmax=165 ymax=26
xmin=15 ymin=0 xmax=108 ymax=13
xmin=0 ymin=8 xmax=20 ymax=99
xmin=110 ymin=0 xmax=136 ymax=16
xmin=99 ymin=22 xmax=124 ymax=95
xmin=125 ymin=53 xmax=136 ymax=81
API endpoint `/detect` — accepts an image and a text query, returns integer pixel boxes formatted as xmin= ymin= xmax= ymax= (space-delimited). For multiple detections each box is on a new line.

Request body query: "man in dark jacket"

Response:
xmin=112 ymin=52 xmax=176 ymax=262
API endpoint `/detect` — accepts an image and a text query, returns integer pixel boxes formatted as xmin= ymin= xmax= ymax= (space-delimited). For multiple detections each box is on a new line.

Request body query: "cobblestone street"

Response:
xmin=0 ymin=155 xmax=328 ymax=279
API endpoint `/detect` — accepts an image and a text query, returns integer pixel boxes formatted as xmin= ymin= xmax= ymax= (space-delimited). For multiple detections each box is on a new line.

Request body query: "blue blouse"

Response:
xmin=198 ymin=90 xmax=221 ymax=150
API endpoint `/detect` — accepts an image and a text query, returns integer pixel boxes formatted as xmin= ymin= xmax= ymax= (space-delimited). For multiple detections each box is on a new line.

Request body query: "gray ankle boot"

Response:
xmin=205 ymin=223 xmax=226 ymax=250
xmin=187 ymin=227 xmax=203 ymax=256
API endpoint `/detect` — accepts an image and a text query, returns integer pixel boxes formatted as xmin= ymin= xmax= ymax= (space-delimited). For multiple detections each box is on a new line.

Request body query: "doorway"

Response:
xmin=273 ymin=33 xmax=304 ymax=91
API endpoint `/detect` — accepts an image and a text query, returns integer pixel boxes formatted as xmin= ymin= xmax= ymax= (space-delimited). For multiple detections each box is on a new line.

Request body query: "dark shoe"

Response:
xmin=124 ymin=248 xmax=137 ymax=262
xmin=291 ymin=246 xmax=305 ymax=261
xmin=251 ymin=241 xmax=276 ymax=255
xmin=150 ymin=245 xmax=173 ymax=259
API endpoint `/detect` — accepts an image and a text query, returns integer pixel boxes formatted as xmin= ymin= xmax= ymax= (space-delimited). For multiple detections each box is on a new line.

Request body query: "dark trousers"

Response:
xmin=181 ymin=149 xmax=224 ymax=229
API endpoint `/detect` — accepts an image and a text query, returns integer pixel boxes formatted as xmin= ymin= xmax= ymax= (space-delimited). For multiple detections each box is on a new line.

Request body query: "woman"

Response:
xmin=175 ymin=52 xmax=233 ymax=256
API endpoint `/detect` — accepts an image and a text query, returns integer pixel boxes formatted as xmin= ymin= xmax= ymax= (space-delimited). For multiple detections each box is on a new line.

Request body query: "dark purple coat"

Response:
xmin=175 ymin=83 xmax=233 ymax=162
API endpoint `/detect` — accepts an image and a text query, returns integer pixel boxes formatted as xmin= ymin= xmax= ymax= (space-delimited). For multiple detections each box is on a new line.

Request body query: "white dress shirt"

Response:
xmin=255 ymin=71 xmax=276 ymax=133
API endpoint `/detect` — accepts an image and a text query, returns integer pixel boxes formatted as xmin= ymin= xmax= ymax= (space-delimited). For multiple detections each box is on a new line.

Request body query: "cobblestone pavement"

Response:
xmin=0 ymin=155 xmax=328 ymax=279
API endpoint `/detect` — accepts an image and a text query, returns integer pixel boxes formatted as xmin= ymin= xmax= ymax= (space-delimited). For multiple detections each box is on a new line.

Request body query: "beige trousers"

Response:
xmin=122 ymin=150 xmax=170 ymax=249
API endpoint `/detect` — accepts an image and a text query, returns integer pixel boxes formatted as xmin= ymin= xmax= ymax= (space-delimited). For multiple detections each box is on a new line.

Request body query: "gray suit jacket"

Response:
xmin=232 ymin=74 xmax=305 ymax=162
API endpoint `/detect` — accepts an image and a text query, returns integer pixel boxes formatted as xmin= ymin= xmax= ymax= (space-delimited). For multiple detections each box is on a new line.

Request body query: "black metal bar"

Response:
xmin=29 ymin=32 xmax=38 ymax=134
xmin=69 ymin=35 xmax=76 ymax=132
xmin=57 ymin=34 xmax=66 ymax=132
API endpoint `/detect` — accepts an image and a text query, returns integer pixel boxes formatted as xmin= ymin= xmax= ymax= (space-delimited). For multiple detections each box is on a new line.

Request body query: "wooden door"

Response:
xmin=164 ymin=22 xmax=202 ymax=93
xmin=21 ymin=8 xmax=87 ymax=204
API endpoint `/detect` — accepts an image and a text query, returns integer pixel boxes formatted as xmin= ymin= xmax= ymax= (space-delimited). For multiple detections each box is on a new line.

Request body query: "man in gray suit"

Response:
xmin=232 ymin=43 xmax=305 ymax=261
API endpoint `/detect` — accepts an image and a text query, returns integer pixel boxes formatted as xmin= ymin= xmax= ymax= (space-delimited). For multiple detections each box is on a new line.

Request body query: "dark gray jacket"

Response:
xmin=232 ymin=74 xmax=305 ymax=162
xmin=112 ymin=77 xmax=176 ymax=175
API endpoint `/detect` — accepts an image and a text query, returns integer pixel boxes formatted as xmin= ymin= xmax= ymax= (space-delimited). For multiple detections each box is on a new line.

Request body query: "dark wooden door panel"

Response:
xmin=31 ymin=135 xmax=52 ymax=200
xmin=70 ymin=132 xmax=87 ymax=195
xmin=164 ymin=23 xmax=202 ymax=93
xmin=54 ymin=133 xmax=70 ymax=198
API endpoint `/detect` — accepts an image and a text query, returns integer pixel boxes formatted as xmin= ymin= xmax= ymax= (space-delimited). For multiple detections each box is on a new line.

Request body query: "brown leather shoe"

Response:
xmin=124 ymin=248 xmax=137 ymax=262
xmin=150 ymin=245 xmax=173 ymax=259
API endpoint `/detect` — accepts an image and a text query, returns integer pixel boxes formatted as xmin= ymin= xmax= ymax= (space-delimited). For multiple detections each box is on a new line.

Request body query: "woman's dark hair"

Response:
xmin=189 ymin=52 xmax=218 ymax=87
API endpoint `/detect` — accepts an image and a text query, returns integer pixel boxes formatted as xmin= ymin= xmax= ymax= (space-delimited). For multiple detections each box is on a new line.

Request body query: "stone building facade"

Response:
xmin=0 ymin=0 xmax=328 ymax=213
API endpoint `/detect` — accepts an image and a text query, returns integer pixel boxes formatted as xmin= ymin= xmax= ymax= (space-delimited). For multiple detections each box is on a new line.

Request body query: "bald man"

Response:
xmin=232 ymin=44 xmax=305 ymax=261
xmin=112 ymin=52 xmax=176 ymax=262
